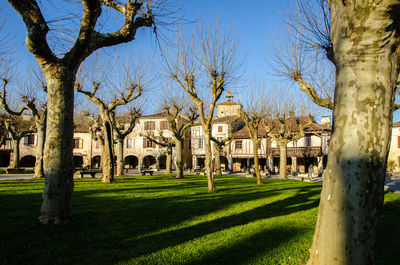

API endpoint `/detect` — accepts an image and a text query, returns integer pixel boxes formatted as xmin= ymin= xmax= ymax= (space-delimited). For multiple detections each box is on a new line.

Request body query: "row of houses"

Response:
xmin=2 ymin=91 xmax=400 ymax=173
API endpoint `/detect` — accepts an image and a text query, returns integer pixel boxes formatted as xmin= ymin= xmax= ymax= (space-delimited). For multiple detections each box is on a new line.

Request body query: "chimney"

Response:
xmin=321 ymin=116 xmax=331 ymax=126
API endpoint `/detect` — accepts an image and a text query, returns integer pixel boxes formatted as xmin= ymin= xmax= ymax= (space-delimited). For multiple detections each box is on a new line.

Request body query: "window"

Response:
xmin=73 ymin=138 xmax=83 ymax=149
xmin=160 ymin=121 xmax=169 ymax=130
xmin=306 ymin=136 xmax=312 ymax=147
xmin=144 ymin=121 xmax=155 ymax=130
xmin=218 ymin=126 xmax=223 ymax=132
xmin=398 ymin=136 xmax=400 ymax=148
xmin=143 ymin=138 xmax=155 ymax=148
xmin=125 ymin=138 xmax=134 ymax=149
xmin=198 ymin=138 xmax=204 ymax=149
xmin=257 ymin=141 xmax=261 ymax=149
xmin=24 ymin=135 xmax=36 ymax=146
xmin=235 ymin=140 xmax=242 ymax=150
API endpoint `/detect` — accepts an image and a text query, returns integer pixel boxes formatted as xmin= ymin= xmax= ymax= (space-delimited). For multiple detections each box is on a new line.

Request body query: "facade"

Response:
xmin=0 ymin=112 xmax=192 ymax=170
xmin=0 ymin=91 xmax=335 ymax=175
xmin=388 ymin=121 xmax=400 ymax=172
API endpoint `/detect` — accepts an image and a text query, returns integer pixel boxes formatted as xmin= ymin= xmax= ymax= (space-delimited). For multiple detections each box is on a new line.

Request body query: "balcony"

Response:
xmin=270 ymin=146 xmax=322 ymax=157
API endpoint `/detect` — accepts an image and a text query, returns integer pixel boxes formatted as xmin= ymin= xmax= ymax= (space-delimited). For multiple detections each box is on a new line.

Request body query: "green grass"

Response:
xmin=0 ymin=175 xmax=399 ymax=265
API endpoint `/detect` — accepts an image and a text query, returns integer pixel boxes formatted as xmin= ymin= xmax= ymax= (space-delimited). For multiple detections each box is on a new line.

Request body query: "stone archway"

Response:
xmin=220 ymin=156 xmax=228 ymax=171
xmin=73 ymin=155 xmax=84 ymax=168
xmin=125 ymin=155 xmax=139 ymax=169
xmin=91 ymin=155 xmax=101 ymax=169
xmin=20 ymin=155 xmax=36 ymax=167
xmin=143 ymin=155 xmax=156 ymax=169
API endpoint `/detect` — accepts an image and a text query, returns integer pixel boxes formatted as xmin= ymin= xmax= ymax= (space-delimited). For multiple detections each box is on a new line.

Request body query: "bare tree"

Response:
xmin=239 ymin=83 xmax=270 ymax=184
xmin=161 ymin=96 xmax=198 ymax=179
xmin=272 ymin=0 xmax=400 ymax=263
xmin=3 ymin=115 xmax=35 ymax=168
xmin=110 ymin=109 xmax=141 ymax=176
xmin=210 ymin=126 xmax=234 ymax=176
xmin=142 ymin=130 xmax=174 ymax=173
xmin=263 ymin=111 xmax=311 ymax=179
xmin=0 ymin=76 xmax=47 ymax=176
xmin=164 ymin=26 xmax=241 ymax=192
xmin=7 ymin=0 xmax=176 ymax=224
xmin=76 ymin=79 xmax=142 ymax=183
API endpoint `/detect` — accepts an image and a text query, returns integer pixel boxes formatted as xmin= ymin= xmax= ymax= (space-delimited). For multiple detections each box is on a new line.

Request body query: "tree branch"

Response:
xmin=8 ymin=0 xmax=57 ymax=63
xmin=296 ymin=76 xmax=334 ymax=110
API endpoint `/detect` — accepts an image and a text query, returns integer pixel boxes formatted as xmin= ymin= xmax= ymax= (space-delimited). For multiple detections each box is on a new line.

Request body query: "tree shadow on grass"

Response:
xmin=0 ymin=177 xmax=320 ymax=265
xmin=376 ymin=196 xmax=400 ymax=265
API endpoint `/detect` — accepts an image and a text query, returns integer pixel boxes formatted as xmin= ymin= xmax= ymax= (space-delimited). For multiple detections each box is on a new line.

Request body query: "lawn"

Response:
xmin=0 ymin=175 xmax=399 ymax=265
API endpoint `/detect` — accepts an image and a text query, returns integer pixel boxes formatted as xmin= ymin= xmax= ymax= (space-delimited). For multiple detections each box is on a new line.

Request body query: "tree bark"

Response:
xmin=11 ymin=138 xmax=20 ymax=169
xmin=279 ymin=143 xmax=287 ymax=179
xmin=101 ymin=119 xmax=114 ymax=183
xmin=214 ymin=143 xmax=222 ymax=176
xmin=116 ymin=137 xmax=124 ymax=176
xmin=34 ymin=122 xmax=45 ymax=178
xmin=175 ymin=138 xmax=184 ymax=179
xmin=165 ymin=145 xmax=172 ymax=174
xmin=252 ymin=138 xmax=262 ymax=184
xmin=204 ymin=131 xmax=215 ymax=192
xmin=39 ymin=72 xmax=75 ymax=225
xmin=307 ymin=1 xmax=400 ymax=264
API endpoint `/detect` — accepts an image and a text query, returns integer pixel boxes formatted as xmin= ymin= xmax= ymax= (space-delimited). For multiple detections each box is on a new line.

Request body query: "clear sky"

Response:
xmin=4 ymin=0 xmax=394 ymax=121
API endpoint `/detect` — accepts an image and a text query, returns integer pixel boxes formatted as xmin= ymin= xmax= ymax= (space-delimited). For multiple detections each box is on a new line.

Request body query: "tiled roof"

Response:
xmin=217 ymin=101 xmax=242 ymax=106
xmin=141 ymin=112 xmax=168 ymax=119
xmin=393 ymin=121 xmax=400 ymax=127
xmin=233 ymin=116 xmax=331 ymax=139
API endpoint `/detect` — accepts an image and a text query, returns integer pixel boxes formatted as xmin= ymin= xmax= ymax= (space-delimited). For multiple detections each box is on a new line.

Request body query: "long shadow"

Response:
xmin=0 ymin=177 xmax=320 ymax=265
xmin=115 ymin=188 xmax=320 ymax=263
xmin=190 ymin=227 xmax=307 ymax=265
xmin=376 ymin=196 xmax=400 ymax=265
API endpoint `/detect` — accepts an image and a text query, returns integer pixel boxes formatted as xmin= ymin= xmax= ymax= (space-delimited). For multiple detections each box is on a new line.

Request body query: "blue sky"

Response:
xmin=5 ymin=0 xmax=390 ymax=121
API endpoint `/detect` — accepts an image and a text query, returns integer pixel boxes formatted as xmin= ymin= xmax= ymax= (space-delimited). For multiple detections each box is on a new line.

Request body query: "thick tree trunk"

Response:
xmin=166 ymin=145 xmax=172 ymax=174
xmin=307 ymin=2 xmax=400 ymax=264
xmin=116 ymin=138 xmax=124 ymax=176
xmin=34 ymin=124 xmax=45 ymax=178
xmin=253 ymin=138 xmax=262 ymax=184
xmin=279 ymin=143 xmax=287 ymax=179
xmin=214 ymin=144 xmax=222 ymax=176
xmin=204 ymin=131 xmax=215 ymax=192
xmin=39 ymin=71 xmax=75 ymax=224
xmin=101 ymin=119 xmax=114 ymax=183
xmin=11 ymin=138 xmax=20 ymax=169
xmin=175 ymin=138 xmax=184 ymax=179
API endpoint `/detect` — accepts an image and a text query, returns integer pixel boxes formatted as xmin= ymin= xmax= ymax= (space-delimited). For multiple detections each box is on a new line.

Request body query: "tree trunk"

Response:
xmin=279 ymin=143 xmax=287 ymax=179
xmin=101 ymin=119 xmax=114 ymax=183
xmin=39 ymin=71 xmax=75 ymax=225
xmin=253 ymin=138 xmax=262 ymax=184
xmin=204 ymin=131 xmax=215 ymax=192
xmin=307 ymin=2 xmax=400 ymax=264
xmin=116 ymin=137 xmax=124 ymax=176
xmin=175 ymin=138 xmax=184 ymax=179
xmin=214 ymin=143 xmax=222 ymax=176
xmin=166 ymin=145 xmax=172 ymax=174
xmin=34 ymin=123 xmax=45 ymax=178
xmin=11 ymin=138 xmax=20 ymax=169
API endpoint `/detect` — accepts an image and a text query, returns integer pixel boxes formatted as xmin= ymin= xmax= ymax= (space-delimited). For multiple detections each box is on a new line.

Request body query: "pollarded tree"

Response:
xmin=142 ymin=129 xmax=174 ymax=174
xmin=263 ymin=111 xmax=311 ymax=179
xmin=239 ymin=85 xmax=270 ymax=184
xmin=161 ymin=97 xmax=198 ymax=179
xmin=110 ymin=109 xmax=141 ymax=177
xmin=76 ymin=81 xmax=142 ymax=183
xmin=7 ymin=0 xmax=174 ymax=224
xmin=164 ymin=26 xmax=241 ymax=192
xmin=3 ymin=115 xmax=35 ymax=168
xmin=273 ymin=0 xmax=400 ymax=263
xmin=0 ymin=77 xmax=47 ymax=177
